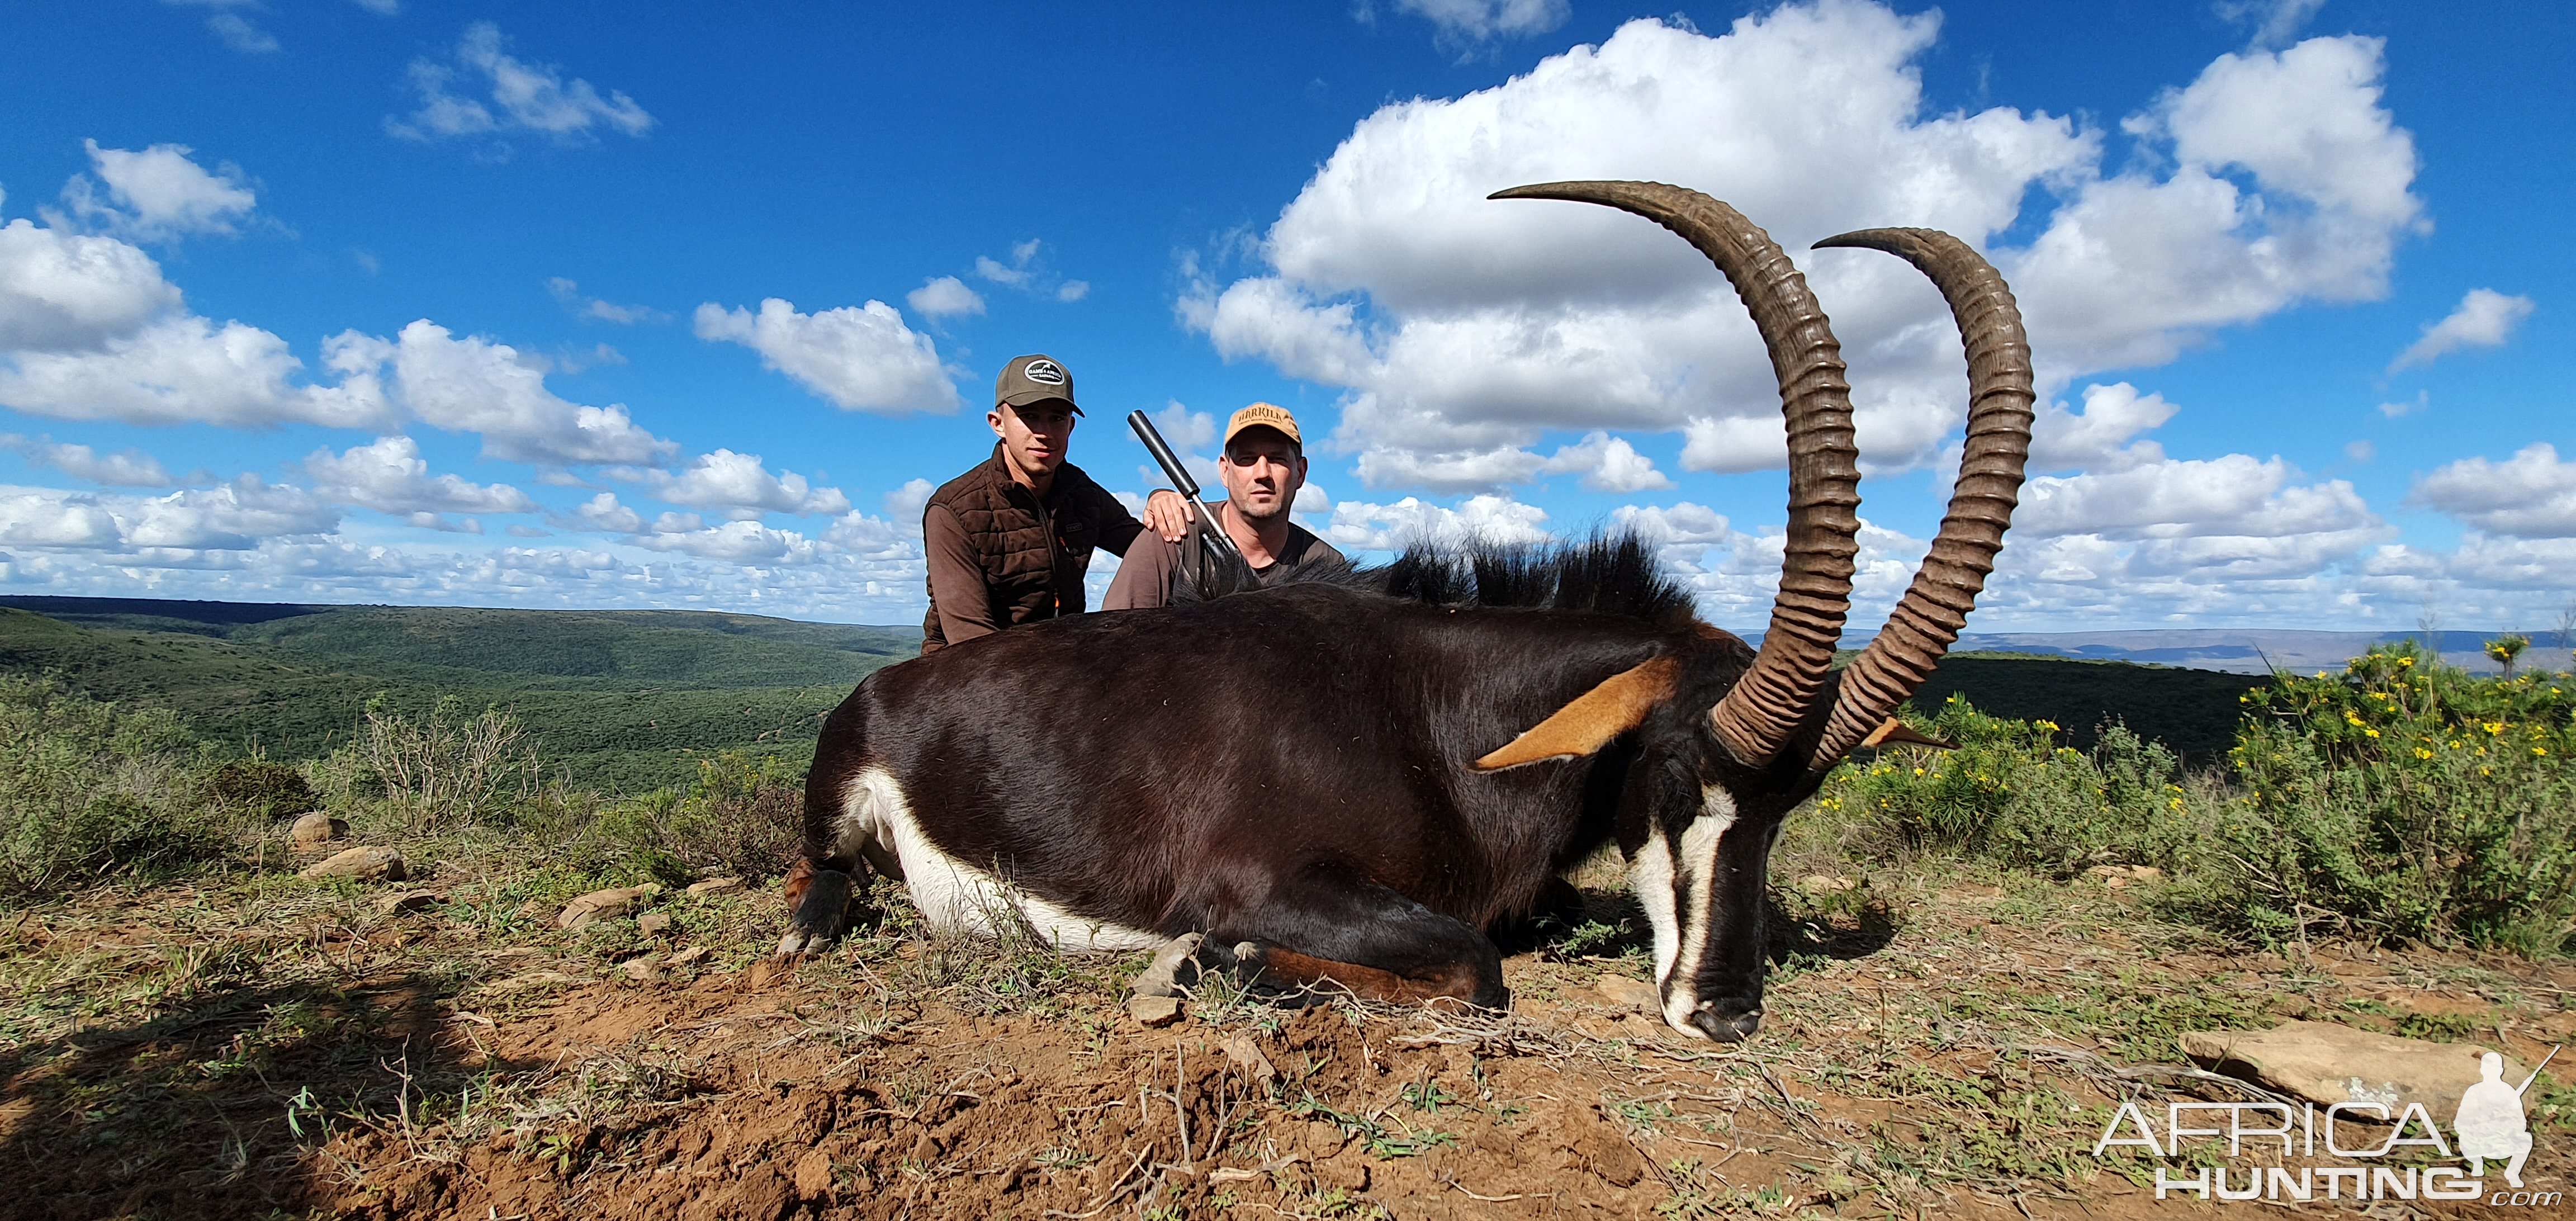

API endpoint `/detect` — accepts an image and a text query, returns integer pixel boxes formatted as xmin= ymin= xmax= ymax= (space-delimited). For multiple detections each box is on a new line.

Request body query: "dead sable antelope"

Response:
xmin=780 ymin=181 xmax=2034 ymax=1042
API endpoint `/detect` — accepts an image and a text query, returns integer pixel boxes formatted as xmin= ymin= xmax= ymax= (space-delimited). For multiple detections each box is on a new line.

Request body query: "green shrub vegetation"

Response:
xmin=2218 ymin=641 xmax=2575 ymax=954
xmin=0 ymin=675 xmax=245 ymax=895
xmin=1804 ymin=642 xmax=2575 ymax=957
xmin=0 ymin=602 xmax=912 ymax=791
xmin=4 ymin=595 xmax=2570 ymax=959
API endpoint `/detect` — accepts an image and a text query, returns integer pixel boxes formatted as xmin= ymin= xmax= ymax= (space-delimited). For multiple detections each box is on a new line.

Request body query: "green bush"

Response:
xmin=533 ymin=750 xmax=803 ymax=887
xmin=2215 ymin=642 xmax=2575 ymax=954
xmin=198 ymin=758 xmax=319 ymax=821
xmin=1807 ymin=694 xmax=2219 ymax=876
xmin=0 ymin=675 xmax=239 ymax=895
xmin=318 ymin=695 xmax=541 ymax=831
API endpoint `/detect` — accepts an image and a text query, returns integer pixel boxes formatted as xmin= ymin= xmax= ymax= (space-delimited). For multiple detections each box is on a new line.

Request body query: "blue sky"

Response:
xmin=2 ymin=0 xmax=2568 ymax=633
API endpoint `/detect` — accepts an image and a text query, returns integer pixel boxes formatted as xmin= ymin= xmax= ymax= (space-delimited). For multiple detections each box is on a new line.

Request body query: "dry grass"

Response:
xmin=4 ymin=826 xmax=2571 ymax=1219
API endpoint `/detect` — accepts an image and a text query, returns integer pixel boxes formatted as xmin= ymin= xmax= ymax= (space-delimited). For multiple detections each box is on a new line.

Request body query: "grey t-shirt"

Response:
xmin=1101 ymin=502 xmax=1345 ymax=610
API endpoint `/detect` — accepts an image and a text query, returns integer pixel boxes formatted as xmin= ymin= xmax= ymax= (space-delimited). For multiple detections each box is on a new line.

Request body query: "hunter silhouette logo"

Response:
xmin=2459 ymin=1047 xmax=2551 ymax=1189
xmin=1020 ymin=358 xmax=1067 ymax=385
xmin=2092 ymin=1042 xmax=2560 ymax=1205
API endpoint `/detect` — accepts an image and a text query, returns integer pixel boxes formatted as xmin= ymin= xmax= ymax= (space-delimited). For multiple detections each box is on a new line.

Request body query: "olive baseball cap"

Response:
xmin=996 ymin=354 xmax=1079 ymax=414
xmin=1223 ymin=403 xmax=1301 ymax=449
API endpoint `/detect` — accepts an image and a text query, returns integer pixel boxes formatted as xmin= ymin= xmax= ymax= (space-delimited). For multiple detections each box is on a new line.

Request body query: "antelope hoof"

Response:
xmin=775 ymin=865 xmax=855 ymax=955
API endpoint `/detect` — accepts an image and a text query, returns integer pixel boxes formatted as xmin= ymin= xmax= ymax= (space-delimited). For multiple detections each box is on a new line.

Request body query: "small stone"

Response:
xmin=1128 ymin=994 xmax=1183 ymax=1028
xmin=300 ymin=846 xmax=405 ymax=882
xmin=290 ymin=812 xmax=347 ymax=848
xmin=1597 ymin=975 xmax=1660 ymax=1013
xmin=622 ymin=957 xmax=661 ymax=983
xmin=686 ymin=876 xmax=744 ymax=897
xmin=1798 ymin=874 xmax=1858 ymax=894
xmin=1132 ymin=932 xmax=1205 ymax=998
xmin=375 ymin=891 xmax=441 ymax=917
xmin=2179 ymin=1020 xmax=2525 ymax=1117
xmin=2086 ymin=864 xmax=2165 ymax=888
xmin=557 ymin=884 xmax=663 ymax=929
xmin=667 ymin=945 xmax=711 ymax=968
xmin=637 ymin=911 xmax=673 ymax=936
xmin=1218 ymin=1032 xmax=1276 ymax=1083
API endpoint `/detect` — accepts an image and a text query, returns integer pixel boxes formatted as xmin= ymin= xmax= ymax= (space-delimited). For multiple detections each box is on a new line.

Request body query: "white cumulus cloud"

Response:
xmin=328 ymin=320 xmax=678 ymax=466
xmin=1320 ymin=493 xmax=1553 ymax=551
xmin=0 ymin=434 xmax=174 ymax=487
xmin=2410 ymin=444 xmax=2576 ymax=538
xmin=1185 ymin=4 xmax=2423 ymax=494
xmin=1385 ymin=0 xmax=1571 ymax=44
xmin=2387 ymin=288 xmax=2536 ymax=373
xmin=1540 ymin=430 xmax=1674 ymax=493
xmin=163 ymin=0 xmax=280 ymax=54
xmin=2028 ymin=382 xmax=2176 ymax=472
xmin=0 ymin=218 xmax=184 ymax=352
xmin=0 ymin=476 xmax=335 ymax=551
xmin=635 ymin=449 xmax=850 ymax=519
xmin=389 ymin=22 xmax=654 ymax=144
xmin=0 ymin=314 xmax=395 ymax=430
xmin=55 ymin=140 xmax=259 ymax=242
xmin=306 ymin=436 xmax=538 ymax=516
xmin=694 ymin=297 xmax=960 ymax=414
xmin=906 ymin=276 xmax=986 ymax=320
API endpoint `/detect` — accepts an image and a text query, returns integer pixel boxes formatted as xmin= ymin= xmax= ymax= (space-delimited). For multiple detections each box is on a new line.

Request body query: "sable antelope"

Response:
xmin=779 ymin=181 xmax=2033 ymax=1042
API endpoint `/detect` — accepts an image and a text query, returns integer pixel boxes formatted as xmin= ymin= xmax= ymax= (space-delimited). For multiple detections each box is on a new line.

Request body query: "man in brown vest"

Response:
xmin=919 ymin=354 xmax=1186 ymax=653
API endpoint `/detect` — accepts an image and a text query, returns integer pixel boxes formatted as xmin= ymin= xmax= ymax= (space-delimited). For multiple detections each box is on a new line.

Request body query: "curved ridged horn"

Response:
xmin=1805 ymin=228 xmax=2033 ymax=771
xmin=1490 ymin=181 xmax=1861 ymax=769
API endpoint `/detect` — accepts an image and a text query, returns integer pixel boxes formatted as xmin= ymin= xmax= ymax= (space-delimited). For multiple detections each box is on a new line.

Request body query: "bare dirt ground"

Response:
xmin=4 ymin=862 xmax=2570 ymax=1220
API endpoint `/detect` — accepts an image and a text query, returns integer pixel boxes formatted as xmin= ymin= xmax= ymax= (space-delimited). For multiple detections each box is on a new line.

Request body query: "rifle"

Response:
xmin=1126 ymin=410 xmax=1247 ymax=567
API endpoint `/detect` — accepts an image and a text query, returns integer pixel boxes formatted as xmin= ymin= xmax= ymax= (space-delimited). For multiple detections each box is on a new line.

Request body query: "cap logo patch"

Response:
xmin=1020 ymin=359 xmax=1067 ymax=385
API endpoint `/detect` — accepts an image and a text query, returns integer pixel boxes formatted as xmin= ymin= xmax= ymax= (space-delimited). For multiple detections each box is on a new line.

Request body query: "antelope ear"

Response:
xmin=1861 ymin=717 xmax=1954 ymax=750
xmin=1475 ymin=656 xmax=1680 ymax=772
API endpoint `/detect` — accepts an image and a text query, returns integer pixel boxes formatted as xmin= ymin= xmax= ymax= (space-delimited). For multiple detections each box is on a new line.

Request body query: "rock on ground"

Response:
xmin=558 ymin=884 xmax=663 ymax=929
xmin=686 ymin=877 xmax=744 ymax=897
xmin=1597 ymin=976 xmax=1660 ymax=1014
xmin=290 ymin=813 xmax=347 ymax=848
xmin=299 ymin=846 xmax=405 ymax=882
xmin=2179 ymin=1020 xmax=2527 ymax=1116
xmin=1131 ymin=933 xmax=1205 ymax=998
xmin=1128 ymin=994 xmax=1182 ymax=1028
xmin=374 ymin=891 xmax=441 ymax=916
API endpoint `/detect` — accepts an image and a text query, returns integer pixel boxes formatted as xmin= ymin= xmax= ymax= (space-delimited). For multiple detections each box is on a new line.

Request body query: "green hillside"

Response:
xmin=0 ymin=599 xmax=918 ymax=792
xmin=1 ymin=596 xmax=2274 ymax=788
xmin=1905 ymin=651 xmax=2266 ymax=765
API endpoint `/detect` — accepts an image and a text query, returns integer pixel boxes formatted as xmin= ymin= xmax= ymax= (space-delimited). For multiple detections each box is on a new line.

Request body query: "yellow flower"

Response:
xmin=2364 ymin=728 xmax=2381 ymax=739
xmin=2400 ymin=657 xmax=2414 ymax=666
xmin=2414 ymin=748 xmax=2433 ymax=760
xmin=2537 ymin=747 xmax=2549 ymax=757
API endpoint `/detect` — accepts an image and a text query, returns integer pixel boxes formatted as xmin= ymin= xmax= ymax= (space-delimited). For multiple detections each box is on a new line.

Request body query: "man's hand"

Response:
xmin=1143 ymin=489 xmax=1194 ymax=542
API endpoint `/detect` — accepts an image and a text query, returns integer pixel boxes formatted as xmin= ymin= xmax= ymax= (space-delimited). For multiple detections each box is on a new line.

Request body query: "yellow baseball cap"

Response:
xmin=1223 ymin=403 xmax=1301 ymax=449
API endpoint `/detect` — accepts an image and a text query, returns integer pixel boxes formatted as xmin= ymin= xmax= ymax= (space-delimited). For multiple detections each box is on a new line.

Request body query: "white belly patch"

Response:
xmin=838 ymin=765 xmax=1163 ymax=954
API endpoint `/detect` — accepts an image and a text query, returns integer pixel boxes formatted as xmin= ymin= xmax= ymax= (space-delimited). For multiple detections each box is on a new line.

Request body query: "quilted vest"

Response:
xmin=920 ymin=444 xmax=1124 ymax=651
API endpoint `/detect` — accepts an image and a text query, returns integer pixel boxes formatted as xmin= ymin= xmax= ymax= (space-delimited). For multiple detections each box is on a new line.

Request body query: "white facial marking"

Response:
xmin=1659 ymin=787 xmax=1740 ymax=1035
xmin=1630 ymin=831 xmax=1680 ymax=998
xmin=838 ymin=766 xmax=1163 ymax=953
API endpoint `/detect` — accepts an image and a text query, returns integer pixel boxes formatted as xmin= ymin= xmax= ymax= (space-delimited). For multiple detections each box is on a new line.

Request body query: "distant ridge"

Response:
xmin=0 ymin=595 xmax=330 ymax=626
xmin=1944 ymin=629 xmax=2573 ymax=675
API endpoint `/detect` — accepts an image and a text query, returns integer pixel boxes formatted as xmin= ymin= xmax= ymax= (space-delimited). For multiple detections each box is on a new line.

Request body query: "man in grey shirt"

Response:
xmin=1103 ymin=403 xmax=1344 ymax=609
